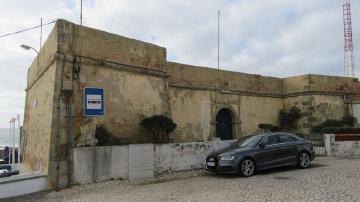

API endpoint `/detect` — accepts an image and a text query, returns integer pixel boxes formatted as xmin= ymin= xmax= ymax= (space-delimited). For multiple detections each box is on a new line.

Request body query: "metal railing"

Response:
xmin=298 ymin=133 xmax=326 ymax=156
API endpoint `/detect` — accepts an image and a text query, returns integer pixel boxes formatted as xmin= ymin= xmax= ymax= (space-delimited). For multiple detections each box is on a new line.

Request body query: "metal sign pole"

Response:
xmin=17 ymin=114 xmax=21 ymax=163
xmin=8 ymin=121 xmax=11 ymax=164
xmin=12 ymin=119 xmax=15 ymax=164
xmin=92 ymin=131 xmax=96 ymax=182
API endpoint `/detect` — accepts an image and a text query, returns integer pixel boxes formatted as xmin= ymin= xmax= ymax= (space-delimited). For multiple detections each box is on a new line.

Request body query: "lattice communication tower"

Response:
xmin=343 ymin=0 xmax=355 ymax=77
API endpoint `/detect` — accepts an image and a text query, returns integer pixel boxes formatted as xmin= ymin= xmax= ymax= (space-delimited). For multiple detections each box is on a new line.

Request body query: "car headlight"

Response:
xmin=220 ymin=156 xmax=234 ymax=161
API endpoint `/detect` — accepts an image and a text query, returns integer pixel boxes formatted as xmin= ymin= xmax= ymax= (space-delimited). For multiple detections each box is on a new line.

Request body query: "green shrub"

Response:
xmin=258 ymin=123 xmax=280 ymax=132
xmin=311 ymin=116 xmax=358 ymax=133
xmin=278 ymin=106 xmax=302 ymax=132
xmin=321 ymin=119 xmax=346 ymax=128
xmin=140 ymin=115 xmax=177 ymax=143
xmin=342 ymin=116 xmax=357 ymax=127
xmin=320 ymin=127 xmax=360 ymax=134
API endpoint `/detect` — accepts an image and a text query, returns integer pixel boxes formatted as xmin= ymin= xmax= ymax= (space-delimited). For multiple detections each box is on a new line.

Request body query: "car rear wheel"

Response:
xmin=239 ymin=159 xmax=255 ymax=177
xmin=298 ymin=152 xmax=311 ymax=168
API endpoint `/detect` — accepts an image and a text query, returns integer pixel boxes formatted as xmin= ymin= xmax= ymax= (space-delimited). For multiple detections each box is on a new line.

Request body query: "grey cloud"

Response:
xmin=0 ymin=0 xmax=359 ymax=127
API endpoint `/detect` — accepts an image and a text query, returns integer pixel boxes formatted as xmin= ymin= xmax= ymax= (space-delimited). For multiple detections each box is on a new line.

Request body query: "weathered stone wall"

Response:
xmin=284 ymin=95 xmax=346 ymax=134
xmin=167 ymin=62 xmax=283 ymax=95
xmin=284 ymin=75 xmax=356 ymax=95
xmin=71 ymin=63 xmax=167 ymax=144
xmin=283 ymin=75 xmax=354 ymax=134
xmin=22 ymin=19 xmax=358 ymax=190
xmin=57 ymin=19 xmax=166 ymax=72
xmin=169 ymin=88 xmax=211 ymax=142
xmin=167 ymin=62 xmax=285 ymax=140
xmin=22 ymin=26 xmax=59 ymax=177
xmin=240 ymin=96 xmax=283 ymax=135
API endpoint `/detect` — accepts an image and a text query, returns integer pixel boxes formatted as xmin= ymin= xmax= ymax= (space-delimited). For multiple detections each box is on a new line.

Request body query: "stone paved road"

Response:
xmin=6 ymin=157 xmax=360 ymax=202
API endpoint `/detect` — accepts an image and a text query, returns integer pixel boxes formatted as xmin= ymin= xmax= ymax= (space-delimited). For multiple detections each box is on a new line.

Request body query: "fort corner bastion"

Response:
xmin=22 ymin=19 xmax=357 ymax=189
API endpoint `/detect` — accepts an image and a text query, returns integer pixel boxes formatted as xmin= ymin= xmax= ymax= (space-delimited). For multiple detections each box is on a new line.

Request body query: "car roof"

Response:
xmin=249 ymin=132 xmax=295 ymax=138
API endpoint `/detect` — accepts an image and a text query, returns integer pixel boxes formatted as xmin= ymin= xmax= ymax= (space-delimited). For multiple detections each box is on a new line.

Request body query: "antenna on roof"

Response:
xmin=80 ymin=0 xmax=83 ymax=26
xmin=343 ymin=0 xmax=355 ymax=77
xmin=217 ymin=10 xmax=220 ymax=70
xmin=40 ymin=18 xmax=42 ymax=49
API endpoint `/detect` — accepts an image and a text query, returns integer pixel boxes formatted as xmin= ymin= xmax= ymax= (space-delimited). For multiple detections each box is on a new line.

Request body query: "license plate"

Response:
xmin=207 ymin=162 xmax=215 ymax=166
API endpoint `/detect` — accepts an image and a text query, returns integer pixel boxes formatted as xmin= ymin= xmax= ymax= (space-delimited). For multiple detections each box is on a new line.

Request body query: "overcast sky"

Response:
xmin=0 ymin=0 xmax=359 ymax=128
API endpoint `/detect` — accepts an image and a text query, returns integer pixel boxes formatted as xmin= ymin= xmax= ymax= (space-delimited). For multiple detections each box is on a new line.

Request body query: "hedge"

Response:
xmin=320 ymin=127 xmax=360 ymax=134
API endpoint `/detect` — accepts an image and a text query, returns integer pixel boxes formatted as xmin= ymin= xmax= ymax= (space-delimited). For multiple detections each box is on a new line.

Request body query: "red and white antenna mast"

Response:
xmin=343 ymin=0 xmax=355 ymax=77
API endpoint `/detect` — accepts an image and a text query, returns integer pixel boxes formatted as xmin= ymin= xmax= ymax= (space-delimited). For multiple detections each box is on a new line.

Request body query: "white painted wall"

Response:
xmin=73 ymin=146 xmax=129 ymax=185
xmin=324 ymin=134 xmax=360 ymax=157
xmin=352 ymin=104 xmax=360 ymax=122
xmin=0 ymin=172 xmax=46 ymax=199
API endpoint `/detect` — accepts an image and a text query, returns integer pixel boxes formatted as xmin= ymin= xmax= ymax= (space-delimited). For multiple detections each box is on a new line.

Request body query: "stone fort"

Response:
xmin=22 ymin=20 xmax=356 ymax=188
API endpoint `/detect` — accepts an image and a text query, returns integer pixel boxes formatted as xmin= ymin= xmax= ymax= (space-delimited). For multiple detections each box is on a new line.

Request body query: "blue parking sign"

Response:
xmin=84 ymin=88 xmax=104 ymax=116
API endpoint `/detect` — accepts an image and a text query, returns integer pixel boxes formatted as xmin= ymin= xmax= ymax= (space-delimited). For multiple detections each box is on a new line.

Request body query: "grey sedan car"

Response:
xmin=205 ymin=132 xmax=315 ymax=176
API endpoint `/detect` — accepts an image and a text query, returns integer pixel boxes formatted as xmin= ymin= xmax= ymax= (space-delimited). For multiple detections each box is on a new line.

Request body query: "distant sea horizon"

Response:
xmin=0 ymin=128 xmax=20 ymax=147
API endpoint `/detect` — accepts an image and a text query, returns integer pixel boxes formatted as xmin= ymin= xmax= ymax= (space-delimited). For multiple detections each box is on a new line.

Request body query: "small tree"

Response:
xmin=278 ymin=106 xmax=302 ymax=132
xmin=140 ymin=115 xmax=177 ymax=143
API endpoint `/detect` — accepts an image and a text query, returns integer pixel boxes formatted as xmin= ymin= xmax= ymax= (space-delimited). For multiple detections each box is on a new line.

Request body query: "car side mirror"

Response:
xmin=258 ymin=142 xmax=265 ymax=149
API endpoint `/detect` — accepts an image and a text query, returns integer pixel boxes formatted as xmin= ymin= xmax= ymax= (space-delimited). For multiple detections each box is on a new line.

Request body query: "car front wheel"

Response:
xmin=298 ymin=152 xmax=311 ymax=168
xmin=239 ymin=159 xmax=255 ymax=177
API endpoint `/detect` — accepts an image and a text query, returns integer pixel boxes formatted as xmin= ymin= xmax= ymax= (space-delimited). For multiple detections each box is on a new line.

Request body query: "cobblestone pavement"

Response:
xmin=6 ymin=157 xmax=360 ymax=202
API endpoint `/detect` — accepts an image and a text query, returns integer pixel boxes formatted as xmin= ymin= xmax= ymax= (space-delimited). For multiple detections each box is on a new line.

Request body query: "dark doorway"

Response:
xmin=216 ymin=108 xmax=233 ymax=140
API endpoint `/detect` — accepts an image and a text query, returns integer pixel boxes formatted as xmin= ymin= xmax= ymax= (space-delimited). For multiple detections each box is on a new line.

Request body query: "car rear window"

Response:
xmin=279 ymin=134 xmax=299 ymax=143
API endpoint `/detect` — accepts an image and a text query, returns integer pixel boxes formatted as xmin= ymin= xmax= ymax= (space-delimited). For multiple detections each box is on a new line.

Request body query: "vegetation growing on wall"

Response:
xmin=95 ymin=125 xmax=124 ymax=146
xmin=278 ymin=106 xmax=302 ymax=131
xmin=140 ymin=115 xmax=177 ymax=143
xmin=258 ymin=106 xmax=302 ymax=132
xmin=312 ymin=116 xmax=359 ymax=134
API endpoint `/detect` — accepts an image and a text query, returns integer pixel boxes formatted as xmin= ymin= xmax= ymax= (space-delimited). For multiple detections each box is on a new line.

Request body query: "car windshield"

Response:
xmin=231 ymin=135 xmax=263 ymax=148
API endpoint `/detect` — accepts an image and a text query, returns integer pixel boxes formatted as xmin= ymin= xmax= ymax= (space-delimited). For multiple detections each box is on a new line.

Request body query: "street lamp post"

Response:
xmin=21 ymin=44 xmax=39 ymax=64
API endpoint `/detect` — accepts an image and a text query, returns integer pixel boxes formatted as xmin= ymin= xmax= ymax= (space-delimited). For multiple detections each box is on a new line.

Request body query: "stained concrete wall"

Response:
xmin=73 ymin=140 xmax=233 ymax=184
xmin=73 ymin=146 xmax=129 ymax=184
xmin=154 ymin=140 xmax=234 ymax=174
